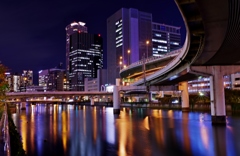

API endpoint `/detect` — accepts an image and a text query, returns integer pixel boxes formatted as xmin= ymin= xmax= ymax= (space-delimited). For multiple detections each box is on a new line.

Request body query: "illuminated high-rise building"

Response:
xmin=38 ymin=68 xmax=67 ymax=91
xmin=67 ymin=31 xmax=103 ymax=91
xmin=66 ymin=21 xmax=88 ymax=71
xmin=107 ymin=8 xmax=152 ymax=85
xmin=107 ymin=8 xmax=181 ymax=85
xmin=22 ymin=70 xmax=33 ymax=86
xmin=152 ymin=23 xmax=181 ymax=56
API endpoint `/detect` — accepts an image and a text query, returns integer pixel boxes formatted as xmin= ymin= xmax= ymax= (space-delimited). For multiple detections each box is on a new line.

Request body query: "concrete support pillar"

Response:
xmin=113 ymin=85 xmax=120 ymax=114
xmin=160 ymin=91 xmax=164 ymax=98
xmin=90 ymin=97 xmax=94 ymax=106
xmin=136 ymin=97 xmax=140 ymax=102
xmin=147 ymin=87 xmax=151 ymax=104
xmin=179 ymin=81 xmax=189 ymax=111
xmin=210 ymin=74 xmax=226 ymax=124
xmin=188 ymin=65 xmax=240 ymax=125
xmin=20 ymin=102 xmax=26 ymax=110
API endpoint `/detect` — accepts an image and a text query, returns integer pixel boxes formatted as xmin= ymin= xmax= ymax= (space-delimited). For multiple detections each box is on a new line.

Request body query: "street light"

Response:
xmin=119 ymin=61 xmax=122 ymax=70
xmin=145 ymin=40 xmax=150 ymax=103
xmin=143 ymin=53 xmax=146 ymax=87
xmin=143 ymin=40 xmax=149 ymax=86
xmin=127 ymin=49 xmax=130 ymax=66
xmin=146 ymin=40 xmax=149 ymax=59
xmin=119 ymin=56 xmax=122 ymax=70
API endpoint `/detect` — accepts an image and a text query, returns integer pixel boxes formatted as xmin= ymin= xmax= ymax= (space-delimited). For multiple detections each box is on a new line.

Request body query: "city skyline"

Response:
xmin=0 ymin=0 xmax=185 ymax=84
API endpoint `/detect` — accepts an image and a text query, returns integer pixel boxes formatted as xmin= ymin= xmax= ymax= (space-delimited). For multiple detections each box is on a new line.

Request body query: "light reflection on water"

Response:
xmin=12 ymin=104 xmax=240 ymax=156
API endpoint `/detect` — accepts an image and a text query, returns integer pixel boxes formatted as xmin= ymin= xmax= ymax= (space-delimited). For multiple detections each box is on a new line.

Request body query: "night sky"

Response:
xmin=0 ymin=0 xmax=185 ymax=85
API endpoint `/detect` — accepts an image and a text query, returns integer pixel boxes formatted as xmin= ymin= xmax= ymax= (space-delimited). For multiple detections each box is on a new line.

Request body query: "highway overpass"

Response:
xmin=120 ymin=0 xmax=240 ymax=124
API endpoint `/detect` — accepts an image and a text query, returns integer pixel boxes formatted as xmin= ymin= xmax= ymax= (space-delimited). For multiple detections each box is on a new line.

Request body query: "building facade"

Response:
xmin=66 ymin=22 xmax=88 ymax=71
xmin=68 ymin=32 xmax=103 ymax=91
xmin=5 ymin=70 xmax=33 ymax=92
xmin=5 ymin=72 xmax=21 ymax=92
xmin=38 ymin=68 xmax=67 ymax=91
xmin=107 ymin=8 xmax=181 ymax=85
xmin=84 ymin=69 xmax=107 ymax=91
xmin=19 ymin=70 xmax=33 ymax=91
xmin=152 ymin=23 xmax=181 ymax=56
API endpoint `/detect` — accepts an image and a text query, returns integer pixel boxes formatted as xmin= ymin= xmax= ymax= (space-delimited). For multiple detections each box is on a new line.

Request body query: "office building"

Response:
xmin=152 ymin=23 xmax=181 ymax=56
xmin=67 ymin=31 xmax=103 ymax=91
xmin=38 ymin=68 xmax=67 ymax=91
xmin=19 ymin=70 xmax=33 ymax=92
xmin=5 ymin=70 xmax=33 ymax=92
xmin=84 ymin=69 xmax=107 ymax=91
xmin=66 ymin=22 xmax=88 ymax=71
xmin=5 ymin=72 xmax=21 ymax=92
xmin=107 ymin=8 xmax=181 ymax=85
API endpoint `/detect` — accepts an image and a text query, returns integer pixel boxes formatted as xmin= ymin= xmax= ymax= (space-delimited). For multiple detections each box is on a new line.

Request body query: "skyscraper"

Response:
xmin=67 ymin=31 xmax=103 ymax=91
xmin=66 ymin=22 xmax=88 ymax=71
xmin=107 ymin=8 xmax=152 ymax=85
xmin=152 ymin=23 xmax=181 ymax=56
xmin=107 ymin=8 xmax=181 ymax=85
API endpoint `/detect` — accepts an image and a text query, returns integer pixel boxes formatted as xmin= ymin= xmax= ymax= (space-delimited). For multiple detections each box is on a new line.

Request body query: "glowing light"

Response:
xmin=199 ymin=91 xmax=204 ymax=96
xmin=143 ymin=116 xmax=150 ymax=130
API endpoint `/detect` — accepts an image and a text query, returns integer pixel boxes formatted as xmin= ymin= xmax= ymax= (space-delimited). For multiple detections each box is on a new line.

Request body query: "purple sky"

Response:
xmin=0 ymin=0 xmax=185 ymax=84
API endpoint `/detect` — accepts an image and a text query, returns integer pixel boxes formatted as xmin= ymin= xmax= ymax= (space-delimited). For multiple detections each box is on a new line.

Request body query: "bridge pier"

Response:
xmin=190 ymin=65 xmax=240 ymax=124
xmin=179 ymin=81 xmax=189 ymax=111
xmin=90 ymin=97 xmax=94 ymax=106
xmin=209 ymin=74 xmax=226 ymax=124
xmin=113 ymin=85 xmax=120 ymax=114
xmin=20 ymin=102 xmax=26 ymax=110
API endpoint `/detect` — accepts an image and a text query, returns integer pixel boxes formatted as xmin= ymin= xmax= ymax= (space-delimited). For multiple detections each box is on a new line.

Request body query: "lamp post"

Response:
xmin=146 ymin=40 xmax=149 ymax=59
xmin=127 ymin=49 xmax=130 ymax=66
xmin=146 ymin=40 xmax=150 ymax=103
xmin=119 ymin=56 xmax=122 ymax=70
xmin=119 ymin=61 xmax=122 ymax=70
xmin=143 ymin=53 xmax=146 ymax=87
xmin=143 ymin=40 xmax=149 ymax=86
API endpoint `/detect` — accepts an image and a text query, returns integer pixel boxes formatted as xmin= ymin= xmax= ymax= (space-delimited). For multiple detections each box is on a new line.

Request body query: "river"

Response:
xmin=12 ymin=104 xmax=240 ymax=156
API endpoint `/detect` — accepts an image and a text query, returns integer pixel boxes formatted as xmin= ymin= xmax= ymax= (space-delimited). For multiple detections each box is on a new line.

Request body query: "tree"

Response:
xmin=0 ymin=63 xmax=8 ymax=105
xmin=225 ymin=88 xmax=240 ymax=111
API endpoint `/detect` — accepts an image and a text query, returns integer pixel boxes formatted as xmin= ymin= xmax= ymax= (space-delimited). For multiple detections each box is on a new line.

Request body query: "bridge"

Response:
xmin=6 ymin=91 xmax=112 ymax=99
xmin=120 ymin=0 xmax=240 ymax=124
xmin=5 ymin=91 xmax=113 ymax=108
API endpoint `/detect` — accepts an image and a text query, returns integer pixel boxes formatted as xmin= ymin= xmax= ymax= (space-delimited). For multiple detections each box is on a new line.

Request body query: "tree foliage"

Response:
xmin=0 ymin=63 xmax=8 ymax=104
xmin=0 ymin=63 xmax=8 ymax=105
xmin=225 ymin=88 xmax=240 ymax=104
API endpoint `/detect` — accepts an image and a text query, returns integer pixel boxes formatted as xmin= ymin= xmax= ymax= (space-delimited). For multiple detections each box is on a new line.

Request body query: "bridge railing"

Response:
xmin=0 ymin=103 xmax=11 ymax=156
xmin=120 ymin=48 xmax=181 ymax=73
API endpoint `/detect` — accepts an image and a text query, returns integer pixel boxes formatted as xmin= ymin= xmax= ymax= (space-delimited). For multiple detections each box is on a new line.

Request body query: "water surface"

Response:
xmin=12 ymin=104 xmax=240 ymax=156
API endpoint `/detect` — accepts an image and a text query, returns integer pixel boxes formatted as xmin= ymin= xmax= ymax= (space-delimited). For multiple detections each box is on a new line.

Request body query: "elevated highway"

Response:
xmin=120 ymin=50 xmax=180 ymax=81
xmin=120 ymin=0 xmax=240 ymax=124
